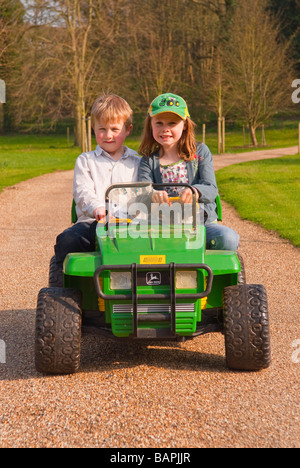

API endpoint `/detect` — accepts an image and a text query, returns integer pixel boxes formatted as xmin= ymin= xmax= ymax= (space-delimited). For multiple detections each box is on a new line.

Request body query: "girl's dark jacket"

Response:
xmin=138 ymin=143 xmax=219 ymax=224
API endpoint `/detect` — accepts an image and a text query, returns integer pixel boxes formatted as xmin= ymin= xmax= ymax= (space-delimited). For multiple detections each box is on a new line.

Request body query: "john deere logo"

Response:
xmin=146 ymin=272 xmax=161 ymax=285
xmin=159 ymin=97 xmax=179 ymax=108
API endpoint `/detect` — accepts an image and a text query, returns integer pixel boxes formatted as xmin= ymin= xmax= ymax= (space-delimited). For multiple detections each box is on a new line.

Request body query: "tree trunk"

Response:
xmin=74 ymin=104 xmax=81 ymax=147
xmin=74 ymin=91 xmax=86 ymax=148
xmin=249 ymin=123 xmax=258 ymax=147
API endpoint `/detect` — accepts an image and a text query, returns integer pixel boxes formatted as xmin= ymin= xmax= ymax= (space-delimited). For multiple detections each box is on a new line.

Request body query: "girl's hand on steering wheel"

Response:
xmin=152 ymin=190 xmax=171 ymax=205
xmin=179 ymin=188 xmax=199 ymax=204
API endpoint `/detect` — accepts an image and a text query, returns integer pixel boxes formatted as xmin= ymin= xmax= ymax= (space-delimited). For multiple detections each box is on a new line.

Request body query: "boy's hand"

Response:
xmin=93 ymin=207 xmax=106 ymax=221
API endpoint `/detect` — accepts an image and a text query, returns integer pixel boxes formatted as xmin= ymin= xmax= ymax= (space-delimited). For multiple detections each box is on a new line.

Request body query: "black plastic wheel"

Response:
xmin=49 ymin=255 xmax=63 ymax=287
xmin=237 ymin=253 xmax=246 ymax=284
xmin=223 ymin=284 xmax=271 ymax=371
xmin=35 ymin=287 xmax=82 ymax=374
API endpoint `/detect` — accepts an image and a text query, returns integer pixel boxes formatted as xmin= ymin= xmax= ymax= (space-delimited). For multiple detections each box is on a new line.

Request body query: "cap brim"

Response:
xmin=149 ymin=109 xmax=188 ymax=120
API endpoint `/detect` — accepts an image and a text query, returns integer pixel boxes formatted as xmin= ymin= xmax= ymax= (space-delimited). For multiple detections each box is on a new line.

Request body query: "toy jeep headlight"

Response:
xmin=175 ymin=271 xmax=197 ymax=289
xmin=110 ymin=272 xmax=132 ymax=290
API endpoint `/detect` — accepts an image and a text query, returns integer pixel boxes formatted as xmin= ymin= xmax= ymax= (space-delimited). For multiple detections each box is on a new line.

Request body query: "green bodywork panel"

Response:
xmin=65 ymin=223 xmax=239 ymax=273
xmin=64 ymin=221 xmax=240 ymax=337
xmin=64 ymin=224 xmax=240 ymax=279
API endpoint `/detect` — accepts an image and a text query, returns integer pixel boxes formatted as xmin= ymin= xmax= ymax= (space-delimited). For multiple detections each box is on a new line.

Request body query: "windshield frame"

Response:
xmin=104 ymin=182 xmax=199 ymax=229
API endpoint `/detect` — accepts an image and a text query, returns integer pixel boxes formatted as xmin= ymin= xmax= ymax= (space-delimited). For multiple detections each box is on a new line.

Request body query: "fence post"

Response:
xmin=222 ymin=117 xmax=225 ymax=153
xmin=87 ymin=116 xmax=92 ymax=152
xmin=202 ymin=123 xmax=206 ymax=144
xmin=81 ymin=115 xmax=86 ymax=152
xmin=0 ymin=80 xmax=6 ymax=134
xmin=261 ymin=125 xmax=266 ymax=146
xmin=218 ymin=117 xmax=222 ymax=154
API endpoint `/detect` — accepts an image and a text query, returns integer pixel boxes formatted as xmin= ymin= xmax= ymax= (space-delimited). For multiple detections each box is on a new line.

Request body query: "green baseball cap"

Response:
xmin=148 ymin=93 xmax=190 ymax=120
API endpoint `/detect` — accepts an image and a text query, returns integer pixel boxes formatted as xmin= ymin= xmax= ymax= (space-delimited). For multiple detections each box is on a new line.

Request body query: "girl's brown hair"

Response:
xmin=139 ymin=114 xmax=197 ymax=161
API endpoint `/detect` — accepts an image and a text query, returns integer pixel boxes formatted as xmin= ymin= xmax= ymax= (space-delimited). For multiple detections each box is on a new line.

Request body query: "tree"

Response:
xmin=267 ymin=0 xmax=300 ymax=72
xmin=186 ymin=0 xmax=236 ymax=122
xmin=190 ymin=0 xmax=227 ymax=16
xmin=125 ymin=0 xmax=187 ymax=106
xmin=11 ymin=0 xmax=128 ymax=141
xmin=3 ymin=0 xmax=297 ymax=136
xmin=124 ymin=0 xmax=229 ymax=119
xmin=0 ymin=0 xmax=25 ymax=131
xmin=0 ymin=0 xmax=24 ymax=64
xmin=225 ymin=0 xmax=294 ymax=146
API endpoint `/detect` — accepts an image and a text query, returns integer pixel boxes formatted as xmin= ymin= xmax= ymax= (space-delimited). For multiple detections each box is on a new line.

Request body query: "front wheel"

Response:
xmin=35 ymin=287 xmax=82 ymax=374
xmin=223 ymin=284 xmax=271 ymax=371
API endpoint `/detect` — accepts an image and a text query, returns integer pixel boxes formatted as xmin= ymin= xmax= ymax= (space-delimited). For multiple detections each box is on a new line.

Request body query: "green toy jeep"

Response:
xmin=35 ymin=182 xmax=271 ymax=374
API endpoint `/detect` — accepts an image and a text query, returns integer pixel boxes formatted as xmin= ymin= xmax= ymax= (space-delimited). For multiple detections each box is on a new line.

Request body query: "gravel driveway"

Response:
xmin=0 ymin=147 xmax=299 ymax=448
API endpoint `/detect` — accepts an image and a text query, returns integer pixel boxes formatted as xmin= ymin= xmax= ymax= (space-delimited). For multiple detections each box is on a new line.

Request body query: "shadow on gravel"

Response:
xmin=0 ymin=309 xmax=226 ymax=381
xmin=80 ymin=334 xmax=226 ymax=374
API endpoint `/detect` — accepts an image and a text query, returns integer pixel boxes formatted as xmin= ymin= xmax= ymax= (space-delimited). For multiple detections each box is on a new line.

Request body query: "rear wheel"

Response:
xmin=49 ymin=255 xmax=63 ymax=287
xmin=35 ymin=287 xmax=82 ymax=374
xmin=223 ymin=284 xmax=271 ymax=371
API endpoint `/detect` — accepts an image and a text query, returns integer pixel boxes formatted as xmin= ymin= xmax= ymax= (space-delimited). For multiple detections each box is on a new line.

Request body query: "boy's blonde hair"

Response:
xmin=91 ymin=94 xmax=133 ymax=129
xmin=139 ymin=114 xmax=197 ymax=161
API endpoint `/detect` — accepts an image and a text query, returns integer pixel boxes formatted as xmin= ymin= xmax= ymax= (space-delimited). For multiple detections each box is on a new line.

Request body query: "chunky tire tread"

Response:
xmin=237 ymin=253 xmax=246 ymax=284
xmin=35 ymin=287 xmax=82 ymax=374
xmin=223 ymin=284 xmax=271 ymax=371
xmin=49 ymin=255 xmax=63 ymax=287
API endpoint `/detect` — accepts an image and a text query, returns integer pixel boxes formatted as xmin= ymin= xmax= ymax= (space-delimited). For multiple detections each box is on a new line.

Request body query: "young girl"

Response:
xmin=138 ymin=92 xmax=239 ymax=251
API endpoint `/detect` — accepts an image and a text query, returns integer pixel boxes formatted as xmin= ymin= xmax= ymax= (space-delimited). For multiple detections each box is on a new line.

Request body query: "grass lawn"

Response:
xmin=0 ymin=130 xmax=299 ymax=247
xmin=0 ymin=134 xmax=79 ymax=192
xmin=0 ymin=133 xmax=143 ymax=193
xmin=199 ymin=120 xmax=299 ymax=154
xmin=216 ymin=154 xmax=300 ymax=247
xmin=0 ymin=119 xmax=298 ymax=192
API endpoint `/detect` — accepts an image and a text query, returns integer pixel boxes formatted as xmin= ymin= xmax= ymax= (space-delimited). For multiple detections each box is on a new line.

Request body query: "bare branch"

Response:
xmin=190 ymin=0 xmax=227 ymax=16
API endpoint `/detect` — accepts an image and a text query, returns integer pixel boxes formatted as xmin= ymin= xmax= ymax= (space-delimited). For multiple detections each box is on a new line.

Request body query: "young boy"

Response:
xmin=54 ymin=94 xmax=141 ymax=270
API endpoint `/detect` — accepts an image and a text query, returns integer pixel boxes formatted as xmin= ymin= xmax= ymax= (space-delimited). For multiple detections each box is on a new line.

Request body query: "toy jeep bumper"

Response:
xmin=93 ymin=262 xmax=213 ymax=339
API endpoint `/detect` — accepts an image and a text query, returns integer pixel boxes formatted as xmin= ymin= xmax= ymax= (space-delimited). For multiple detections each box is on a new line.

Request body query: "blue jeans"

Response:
xmin=54 ymin=221 xmax=98 ymax=266
xmin=206 ymin=223 xmax=239 ymax=251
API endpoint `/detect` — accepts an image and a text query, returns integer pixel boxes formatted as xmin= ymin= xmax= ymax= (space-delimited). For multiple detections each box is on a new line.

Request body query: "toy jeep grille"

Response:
xmin=113 ymin=303 xmax=195 ymax=314
xmin=94 ymin=262 xmax=213 ymax=338
xmin=111 ymin=302 xmax=197 ymax=338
